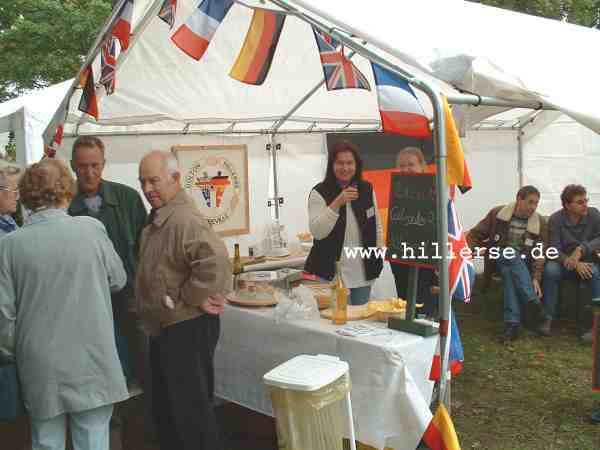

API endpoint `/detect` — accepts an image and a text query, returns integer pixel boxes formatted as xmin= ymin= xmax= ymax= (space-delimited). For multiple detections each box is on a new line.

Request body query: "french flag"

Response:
xmin=112 ymin=0 xmax=134 ymax=51
xmin=372 ymin=62 xmax=431 ymax=138
xmin=171 ymin=0 xmax=234 ymax=61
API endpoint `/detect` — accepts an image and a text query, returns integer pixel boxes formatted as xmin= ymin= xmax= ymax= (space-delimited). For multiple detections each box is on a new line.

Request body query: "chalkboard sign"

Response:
xmin=387 ymin=173 xmax=437 ymax=268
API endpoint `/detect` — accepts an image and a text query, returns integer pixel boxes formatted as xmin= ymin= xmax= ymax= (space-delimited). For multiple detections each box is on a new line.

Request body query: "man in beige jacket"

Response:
xmin=136 ymin=150 xmax=232 ymax=450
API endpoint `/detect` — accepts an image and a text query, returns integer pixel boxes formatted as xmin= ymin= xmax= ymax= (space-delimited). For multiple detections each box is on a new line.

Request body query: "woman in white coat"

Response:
xmin=0 ymin=159 xmax=128 ymax=450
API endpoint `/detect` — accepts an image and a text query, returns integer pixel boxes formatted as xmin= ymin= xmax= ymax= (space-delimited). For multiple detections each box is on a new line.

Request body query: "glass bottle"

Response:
xmin=233 ymin=243 xmax=243 ymax=275
xmin=332 ymin=261 xmax=348 ymax=325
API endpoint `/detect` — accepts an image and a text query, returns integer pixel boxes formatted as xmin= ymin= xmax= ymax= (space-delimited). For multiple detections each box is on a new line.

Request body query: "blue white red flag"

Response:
xmin=171 ymin=0 xmax=234 ymax=61
xmin=429 ymin=309 xmax=464 ymax=381
xmin=371 ymin=63 xmax=430 ymax=138
xmin=313 ymin=28 xmax=370 ymax=91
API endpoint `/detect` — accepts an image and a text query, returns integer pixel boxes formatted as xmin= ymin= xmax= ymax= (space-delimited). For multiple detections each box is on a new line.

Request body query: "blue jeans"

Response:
xmin=31 ymin=404 xmax=113 ymax=450
xmin=542 ymin=260 xmax=600 ymax=320
xmin=349 ymin=286 xmax=371 ymax=305
xmin=496 ymin=254 xmax=538 ymax=324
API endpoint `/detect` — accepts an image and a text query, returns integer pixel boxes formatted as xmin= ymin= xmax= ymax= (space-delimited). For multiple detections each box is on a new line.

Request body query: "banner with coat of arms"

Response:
xmin=173 ymin=144 xmax=250 ymax=237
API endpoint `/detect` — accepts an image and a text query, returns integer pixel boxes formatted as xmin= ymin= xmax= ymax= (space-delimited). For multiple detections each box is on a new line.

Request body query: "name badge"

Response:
xmin=366 ymin=206 xmax=375 ymax=219
xmin=525 ymin=238 xmax=534 ymax=246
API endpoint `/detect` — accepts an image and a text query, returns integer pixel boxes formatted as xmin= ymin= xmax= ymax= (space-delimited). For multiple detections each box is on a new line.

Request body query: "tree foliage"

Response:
xmin=0 ymin=0 xmax=112 ymax=102
xmin=469 ymin=0 xmax=600 ymax=27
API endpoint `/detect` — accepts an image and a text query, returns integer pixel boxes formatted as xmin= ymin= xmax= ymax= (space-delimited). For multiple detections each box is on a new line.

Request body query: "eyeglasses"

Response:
xmin=572 ymin=198 xmax=589 ymax=205
xmin=0 ymin=188 xmax=20 ymax=199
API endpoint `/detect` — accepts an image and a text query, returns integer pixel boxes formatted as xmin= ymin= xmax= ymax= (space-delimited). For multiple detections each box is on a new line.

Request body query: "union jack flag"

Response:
xmin=447 ymin=196 xmax=475 ymax=302
xmin=99 ymin=38 xmax=117 ymax=95
xmin=158 ymin=0 xmax=177 ymax=29
xmin=312 ymin=27 xmax=370 ymax=91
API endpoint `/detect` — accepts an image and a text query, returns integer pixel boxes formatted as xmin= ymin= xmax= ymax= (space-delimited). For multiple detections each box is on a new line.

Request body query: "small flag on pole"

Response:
xmin=422 ymin=403 xmax=462 ymax=450
xmin=429 ymin=311 xmax=464 ymax=381
xmin=158 ymin=0 xmax=177 ymax=29
xmin=171 ymin=0 xmax=234 ymax=61
xmin=443 ymin=96 xmax=472 ymax=193
xmin=447 ymin=197 xmax=475 ymax=302
xmin=229 ymin=9 xmax=286 ymax=85
xmin=371 ymin=62 xmax=430 ymax=138
xmin=78 ymin=67 xmax=99 ymax=120
xmin=313 ymin=28 xmax=370 ymax=91
xmin=112 ymin=0 xmax=134 ymax=51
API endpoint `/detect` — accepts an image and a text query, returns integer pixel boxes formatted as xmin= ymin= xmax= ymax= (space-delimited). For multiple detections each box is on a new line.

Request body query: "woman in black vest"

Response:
xmin=304 ymin=139 xmax=383 ymax=305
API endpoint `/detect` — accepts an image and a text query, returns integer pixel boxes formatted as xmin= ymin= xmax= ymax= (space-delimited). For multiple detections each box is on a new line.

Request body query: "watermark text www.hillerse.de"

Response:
xmin=342 ymin=243 xmax=559 ymax=260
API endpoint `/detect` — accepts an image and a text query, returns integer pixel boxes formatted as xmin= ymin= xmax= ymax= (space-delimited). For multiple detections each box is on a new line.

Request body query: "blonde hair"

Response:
xmin=396 ymin=147 xmax=426 ymax=167
xmin=19 ymin=159 xmax=76 ymax=210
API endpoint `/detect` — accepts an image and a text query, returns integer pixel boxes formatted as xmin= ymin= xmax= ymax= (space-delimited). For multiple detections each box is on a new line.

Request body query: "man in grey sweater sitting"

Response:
xmin=541 ymin=184 xmax=600 ymax=337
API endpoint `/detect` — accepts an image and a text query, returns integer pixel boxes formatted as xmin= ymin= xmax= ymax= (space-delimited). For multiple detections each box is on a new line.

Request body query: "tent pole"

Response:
xmin=415 ymin=81 xmax=451 ymax=407
xmin=268 ymin=135 xmax=282 ymax=220
xmin=517 ymin=129 xmax=524 ymax=187
xmin=516 ymin=111 xmax=541 ymax=188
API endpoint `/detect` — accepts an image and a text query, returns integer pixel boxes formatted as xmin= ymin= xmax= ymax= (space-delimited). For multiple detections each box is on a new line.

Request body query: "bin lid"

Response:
xmin=263 ymin=354 xmax=349 ymax=392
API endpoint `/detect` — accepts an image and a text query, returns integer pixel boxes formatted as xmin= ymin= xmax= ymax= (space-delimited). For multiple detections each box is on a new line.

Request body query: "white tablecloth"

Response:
xmin=215 ymin=304 xmax=436 ymax=450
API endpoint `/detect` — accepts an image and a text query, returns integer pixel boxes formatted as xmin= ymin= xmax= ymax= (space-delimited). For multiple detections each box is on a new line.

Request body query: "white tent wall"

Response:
xmin=0 ymin=80 xmax=72 ymax=165
xmin=457 ymin=130 xmax=519 ymax=230
xmin=522 ymin=114 xmax=600 ymax=215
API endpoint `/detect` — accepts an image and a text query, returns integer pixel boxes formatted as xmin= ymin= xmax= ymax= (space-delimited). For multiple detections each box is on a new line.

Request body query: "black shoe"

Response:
xmin=501 ymin=323 xmax=519 ymax=343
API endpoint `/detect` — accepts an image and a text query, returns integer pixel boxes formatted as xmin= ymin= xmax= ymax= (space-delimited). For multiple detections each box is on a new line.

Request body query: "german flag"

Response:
xmin=78 ymin=67 xmax=99 ymax=120
xmin=443 ymin=96 xmax=472 ymax=193
xmin=422 ymin=403 xmax=461 ymax=450
xmin=229 ymin=9 xmax=286 ymax=85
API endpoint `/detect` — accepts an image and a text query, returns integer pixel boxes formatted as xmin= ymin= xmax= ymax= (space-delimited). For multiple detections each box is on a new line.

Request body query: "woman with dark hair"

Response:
xmin=304 ymin=139 xmax=383 ymax=305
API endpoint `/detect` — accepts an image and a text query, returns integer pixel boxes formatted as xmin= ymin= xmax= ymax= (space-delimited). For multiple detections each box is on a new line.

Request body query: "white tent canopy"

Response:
xmin=45 ymin=0 xmax=600 ymax=140
xmin=0 ymin=80 xmax=72 ymax=165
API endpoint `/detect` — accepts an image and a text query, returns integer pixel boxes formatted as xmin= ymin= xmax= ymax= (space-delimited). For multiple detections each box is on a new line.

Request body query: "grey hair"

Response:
xmin=0 ymin=166 xmax=21 ymax=190
xmin=165 ymin=153 xmax=180 ymax=176
xmin=142 ymin=150 xmax=181 ymax=178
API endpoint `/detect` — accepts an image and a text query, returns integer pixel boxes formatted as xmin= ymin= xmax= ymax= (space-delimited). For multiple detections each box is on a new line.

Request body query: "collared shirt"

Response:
xmin=69 ymin=179 xmax=148 ymax=300
xmin=548 ymin=207 xmax=600 ymax=261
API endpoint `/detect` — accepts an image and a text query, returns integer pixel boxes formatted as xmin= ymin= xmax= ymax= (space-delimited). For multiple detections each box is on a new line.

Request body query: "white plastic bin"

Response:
xmin=263 ymin=354 xmax=356 ymax=450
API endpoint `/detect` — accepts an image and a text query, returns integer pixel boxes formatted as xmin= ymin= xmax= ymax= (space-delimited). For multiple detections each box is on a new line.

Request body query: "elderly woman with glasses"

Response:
xmin=0 ymin=166 xmax=21 ymax=236
xmin=0 ymin=159 xmax=129 ymax=450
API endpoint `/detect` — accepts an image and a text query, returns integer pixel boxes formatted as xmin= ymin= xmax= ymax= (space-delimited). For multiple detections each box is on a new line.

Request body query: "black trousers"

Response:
xmin=150 ymin=314 xmax=222 ymax=450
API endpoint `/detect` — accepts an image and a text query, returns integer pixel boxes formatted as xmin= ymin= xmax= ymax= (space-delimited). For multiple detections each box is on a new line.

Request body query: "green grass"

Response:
xmin=452 ymin=279 xmax=600 ymax=450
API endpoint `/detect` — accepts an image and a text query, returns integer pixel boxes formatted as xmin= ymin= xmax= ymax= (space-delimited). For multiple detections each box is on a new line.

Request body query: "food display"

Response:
xmin=367 ymin=298 xmax=424 ymax=322
xmin=229 ymin=271 xmax=279 ymax=306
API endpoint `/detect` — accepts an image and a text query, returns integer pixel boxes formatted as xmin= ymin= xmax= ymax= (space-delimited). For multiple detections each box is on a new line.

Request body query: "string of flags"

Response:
xmin=73 ymin=0 xmax=471 ymax=198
